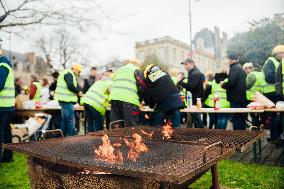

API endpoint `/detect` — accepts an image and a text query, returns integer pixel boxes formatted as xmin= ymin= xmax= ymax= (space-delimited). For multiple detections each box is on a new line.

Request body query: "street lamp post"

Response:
xmin=188 ymin=0 xmax=199 ymax=54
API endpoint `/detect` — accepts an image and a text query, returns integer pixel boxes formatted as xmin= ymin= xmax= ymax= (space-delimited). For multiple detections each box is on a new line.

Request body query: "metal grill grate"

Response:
xmin=95 ymin=127 xmax=264 ymax=152
xmin=4 ymin=134 xmax=234 ymax=184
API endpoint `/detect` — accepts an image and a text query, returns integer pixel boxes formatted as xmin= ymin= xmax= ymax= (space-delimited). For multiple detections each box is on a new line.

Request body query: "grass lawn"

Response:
xmin=0 ymin=153 xmax=284 ymax=189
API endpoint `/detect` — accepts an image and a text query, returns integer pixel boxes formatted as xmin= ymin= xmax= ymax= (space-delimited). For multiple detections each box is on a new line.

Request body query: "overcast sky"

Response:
xmin=1 ymin=0 xmax=284 ymax=66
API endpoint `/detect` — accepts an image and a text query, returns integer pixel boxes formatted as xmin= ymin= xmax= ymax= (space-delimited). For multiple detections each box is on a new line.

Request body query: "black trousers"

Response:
xmin=0 ymin=111 xmax=13 ymax=162
xmin=110 ymin=101 xmax=139 ymax=127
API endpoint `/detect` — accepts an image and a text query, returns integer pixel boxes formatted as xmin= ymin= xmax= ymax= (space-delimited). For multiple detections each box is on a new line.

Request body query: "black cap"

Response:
xmin=228 ymin=52 xmax=239 ymax=60
xmin=105 ymin=67 xmax=113 ymax=72
xmin=181 ymin=58 xmax=194 ymax=64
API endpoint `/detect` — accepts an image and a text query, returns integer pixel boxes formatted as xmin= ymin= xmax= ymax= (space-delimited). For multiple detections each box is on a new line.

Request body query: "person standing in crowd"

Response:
xmin=203 ymin=71 xmax=214 ymax=127
xmin=143 ymin=65 xmax=184 ymax=128
xmin=221 ymin=53 xmax=247 ymax=130
xmin=54 ymin=64 xmax=83 ymax=136
xmin=204 ymin=72 xmax=230 ymax=129
xmin=41 ymin=78 xmax=50 ymax=103
xmin=0 ymin=49 xmax=15 ymax=163
xmin=243 ymin=63 xmax=266 ymax=128
xmin=243 ymin=63 xmax=265 ymax=101
xmin=49 ymin=71 xmax=59 ymax=100
xmin=272 ymin=45 xmax=284 ymax=144
xmin=81 ymin=71 xmax=113 ymax=132
xmin=14 ymin=77 xmax=23 ymax=96
xmin=109 ymin=59 xmax=145 ymax=127
xmin=169 ymin=68 xmax=179 ymax=85
xmin=177 ymin=72 xmax=188 ymax=124
xmin=29 ymin=75 xmax=42 ymax=102
xmin=83 ymin=66 xmax=97 ymax=93
xmin=178 ymin=58 xmax=204 ymax=128
xmin=263 ymin=45 xmax=283 ymax=143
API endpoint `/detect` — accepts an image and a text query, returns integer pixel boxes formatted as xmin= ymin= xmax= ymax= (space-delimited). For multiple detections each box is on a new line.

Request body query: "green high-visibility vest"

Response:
xmin=54 ymin=69 xmax=78 ymax=103
xmin=109 ymin=64 xmax=140 ymax=106
xmin=281 ymin=59 xmax=284 ymax=95
xmin=246 ymin=71 xmax=265 ymax=101
xmin=171 ymin=76 xmax=178 ymax=85
xmin=32 ymin=81 xmax=42 ymax=102
xmin=211 ymin=79 xmax=230 ymax=108
xmin=262 ymin=57 xmax=280 ymax=94
xmin=0 ymin=63 xmax=15 ymax=107
xmin=204 ymin=81 xmax=214 ymax=107
xmin=181 ymin=78 xmax=188 ymax=107
xmin=81 ymin=79 xmax=113 ymax=115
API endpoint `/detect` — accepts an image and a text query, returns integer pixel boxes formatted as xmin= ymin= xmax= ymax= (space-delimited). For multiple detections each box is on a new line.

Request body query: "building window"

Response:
xmin=172 ymin=48 xmax=176 ymax=63
xmin=138 ymin=51 xmax=145 ymax=63
xmin=158 ymin=47 xmax=165 ymax=63
xmin=149 ymin=48 xmax=155 ymax=56
xmin=181 ymin=51 xmax=185 ymax=60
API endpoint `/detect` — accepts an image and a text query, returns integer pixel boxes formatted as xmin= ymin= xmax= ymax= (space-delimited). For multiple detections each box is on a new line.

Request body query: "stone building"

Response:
xmin=135 ymin=36 xmax=224 ymax=73
xmin=3 ymin=49 xmax=51 ymax=84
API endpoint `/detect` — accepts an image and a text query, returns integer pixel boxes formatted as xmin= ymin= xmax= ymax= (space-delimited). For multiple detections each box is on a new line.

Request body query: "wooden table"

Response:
xmin=140 ymin=107 xmax=265 ymax=113
xmin=264 ymin=108 xmax=284 ymax=112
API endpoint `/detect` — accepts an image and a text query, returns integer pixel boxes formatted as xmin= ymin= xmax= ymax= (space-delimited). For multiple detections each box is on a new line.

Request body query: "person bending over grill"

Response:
xmin=143 ymin=64 xmax=184 ymax=128
xmin=109 ymin=59 xmax=145 ymax=127
xmin=81 ymin=71 xmax=113 ymax=132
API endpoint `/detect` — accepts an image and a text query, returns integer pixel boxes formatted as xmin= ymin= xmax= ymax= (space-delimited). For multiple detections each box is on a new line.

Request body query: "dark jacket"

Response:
xmin=144 ymin=66 xmax=183 ymax=112
xmin=64 ymin=72 xmax=80 ymax=94
xmin=83 ymin=76 xmax=96 ymax=93
xmin=263 ymin=58 xmax=278 ymax=84
xmin=275 ymin=60 xmax=283 ymax=96
xmin=222 ymin=62 xmax=247 ymax=103
xmin=178 ymin=66 xmax=204 ymax=105
xmin=49 ymin=80 xmax=57 ymax=100
xmin=0 ymin=56 xmax=15 ymax=111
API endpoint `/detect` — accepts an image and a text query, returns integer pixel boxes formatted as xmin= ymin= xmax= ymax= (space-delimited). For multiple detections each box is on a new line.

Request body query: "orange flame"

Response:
xmin=94 ymin=134 xmax=123 ymax=163
xmin=141 ymin=130 xmax=154 ymax=139
xmin=162 ymin=121 xmax=173 ymax=139
xmin=124 ymin=133 xmax=148 ymax=162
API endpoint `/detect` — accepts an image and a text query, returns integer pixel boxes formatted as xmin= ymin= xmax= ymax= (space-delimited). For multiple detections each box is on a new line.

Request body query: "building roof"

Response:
xmin=193 ymin=28 xmax=215 ymax=49
xmin=136 ymin=36 xmax=191 ymax=50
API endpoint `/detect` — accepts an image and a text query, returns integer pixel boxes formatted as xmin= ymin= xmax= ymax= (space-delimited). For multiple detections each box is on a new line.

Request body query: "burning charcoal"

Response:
xmin=162 ymin=121 xmax=173 ymax=139
xmin=94 ymin=134 xmax=123 ymax=163
xmin=141 ymin=130 xmax=154 ymax=139
xmin=124 ymin=133 xmax=149 ymax=162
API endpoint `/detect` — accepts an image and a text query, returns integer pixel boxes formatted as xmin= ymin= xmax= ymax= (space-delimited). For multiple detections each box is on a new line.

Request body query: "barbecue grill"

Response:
xmin=4 ymin=127 xmax=264 ymax=189
xmin=95 ymin=127 xmax=264 ymax=152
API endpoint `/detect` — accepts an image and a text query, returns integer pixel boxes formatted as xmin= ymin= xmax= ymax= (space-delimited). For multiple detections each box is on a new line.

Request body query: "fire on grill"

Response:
xmin=3 ymin=126 xmax=264 ymax=189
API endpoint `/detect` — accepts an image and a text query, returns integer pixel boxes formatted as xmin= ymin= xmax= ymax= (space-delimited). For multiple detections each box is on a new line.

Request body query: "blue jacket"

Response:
xmin=0 ymin=56 xmax=15 ymax=111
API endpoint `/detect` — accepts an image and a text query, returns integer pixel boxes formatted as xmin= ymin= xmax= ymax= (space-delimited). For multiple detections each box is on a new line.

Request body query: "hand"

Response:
xmin=178 ymin=74 xmax=185 ymax=81
xmin=78 ymin=91 xmax=83 ymax=97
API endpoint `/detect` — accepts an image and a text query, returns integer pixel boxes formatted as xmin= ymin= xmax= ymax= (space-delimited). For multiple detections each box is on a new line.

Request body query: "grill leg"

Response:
xmin=253 ymin=142 xmax=258 ymax=163
xmin=211 ymin=164 xmax=220 ymax=189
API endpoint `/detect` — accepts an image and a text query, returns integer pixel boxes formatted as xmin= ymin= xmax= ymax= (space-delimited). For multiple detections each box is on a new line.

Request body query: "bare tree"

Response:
xmin=0 ymin=0 xmax=112 ymax=33
xmin=57 ymin=29 xmax=77 ymax=69
xmin=35 ymin=35 xmax=54 ymax=68
xmin=35 ymin=28 xmax=90 ymax=70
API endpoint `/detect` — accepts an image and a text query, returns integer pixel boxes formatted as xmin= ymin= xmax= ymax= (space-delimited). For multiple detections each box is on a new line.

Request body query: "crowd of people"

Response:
xmin=0 ymin=45 xmax=284 ymax=163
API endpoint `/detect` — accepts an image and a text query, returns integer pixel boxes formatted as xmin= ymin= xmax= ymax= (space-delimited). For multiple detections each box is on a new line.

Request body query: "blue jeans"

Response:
xmin=0 ymin=111 xmax=13 ymax=162
xmin=59 ymin=102 xmax=75 ymax=136
xmin=230 ymin=102 xmax=247 ymax=130
xmin=85 ymin=104 xmax=104 ymax=132
xmin=191 ymin=113 xmax=203 ymax=128
xmin=215 ymin=114 xmax=229 ymax=129
xmin=155 ymin=108 xmax=181 ymax=128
